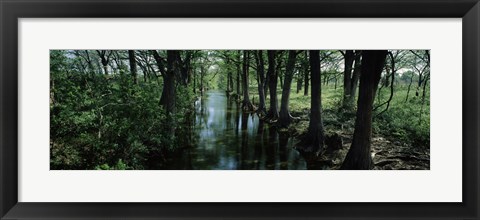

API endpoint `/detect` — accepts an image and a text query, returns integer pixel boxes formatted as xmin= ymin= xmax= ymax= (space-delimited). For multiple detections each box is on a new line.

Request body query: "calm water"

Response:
xmin=166 ymin=90 xmax=306 ymax=170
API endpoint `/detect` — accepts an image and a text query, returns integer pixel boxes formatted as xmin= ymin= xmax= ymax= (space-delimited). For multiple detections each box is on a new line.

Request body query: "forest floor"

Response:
xmin=249 ymin=85 xmax=430 ymax=170
xmin=287 ymin=119 xmax=430 ymax=170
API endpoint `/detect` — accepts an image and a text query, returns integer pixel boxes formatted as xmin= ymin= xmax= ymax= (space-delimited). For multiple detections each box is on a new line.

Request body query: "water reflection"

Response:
xmin=167 ymin=90 xmax=306 ymax=170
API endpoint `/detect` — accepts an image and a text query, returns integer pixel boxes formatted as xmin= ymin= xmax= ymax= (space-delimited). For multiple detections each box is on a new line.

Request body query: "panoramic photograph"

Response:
xmin=50 ymin=50 xmax=430 ymax=170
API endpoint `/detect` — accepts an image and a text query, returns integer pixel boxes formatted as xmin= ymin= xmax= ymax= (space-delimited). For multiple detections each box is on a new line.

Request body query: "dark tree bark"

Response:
xmin=175 ymin=51 xmax=191 ymax=85
xmin=276 ymin=52 xmax=285 ymax=88
xmin=151 ymin=50 xmax=169 ymax=104
xmin=138 ymin=51 xmax=155 ymax=81
xmin=297 ymin=76 xmax=303 ymax=94
xmin=297 ymin=54 xmax=306 ymax=94
xmin=255 ymin=50 xmax=266 ymax=114
xmin=278 ymin=50 xmax=297 ymax=128
xmin=341 ymin=50 xmax=388 ymax=170
xmin=163 ymin=50 xmax=178 ymax=115
xmin=278 ymin=73 xmax=284 ymax=88
xmin=96 ymin=50 xmax=111 ymax=75
xmin=296 ymin=50 xmax=325 ymax=153
xmin=405 ymin=72 xmax=414 ymax=102
xmin=265 ymin=50 xmax=279 ymax=121
xmin=342 ymin=50 xmax=355 ymax=108
xmin=128 ymin=50 xmax=138 ymax=84
xmin=242 ymin=50 xmax=255 ymax=111
xmin=149 ymin=50 xmax=179 ymax=147
xmin=264 ymin=71 xmax=270 ymax=101
xmin=375 ymin=52 xmax=396 ymax=116
xmin=419 ymin=74 xmax=429 ymax=124
xmin=166 ymin=51 xmax=179 ymax=139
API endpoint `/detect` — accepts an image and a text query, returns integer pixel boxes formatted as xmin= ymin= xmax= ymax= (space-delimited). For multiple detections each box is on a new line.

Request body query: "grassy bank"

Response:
xmin=244 ymin=82 xmax=429 ymax=148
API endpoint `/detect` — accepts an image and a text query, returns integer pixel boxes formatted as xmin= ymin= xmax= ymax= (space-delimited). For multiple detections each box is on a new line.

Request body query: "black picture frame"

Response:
xmin=1 ymin=0 xmax=479 ymax=219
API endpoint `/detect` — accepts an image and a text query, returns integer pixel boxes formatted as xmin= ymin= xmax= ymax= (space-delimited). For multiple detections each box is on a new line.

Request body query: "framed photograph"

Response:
xmin=1 ymin=0 xmax=478 ymax=219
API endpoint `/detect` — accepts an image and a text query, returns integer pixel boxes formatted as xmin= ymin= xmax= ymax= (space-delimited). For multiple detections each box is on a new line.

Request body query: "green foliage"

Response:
xmin=50 ymin=49 xmax=430 ymax=170
xmin=50 ymin=50 xmax=195 ymax=170
xmin=373 ymin=86 xmax=430 ymax=149
xmin=258 ymin=80 xmax=430 ymax=150
xmin=95 ymin=159 xmax=129 ymax=170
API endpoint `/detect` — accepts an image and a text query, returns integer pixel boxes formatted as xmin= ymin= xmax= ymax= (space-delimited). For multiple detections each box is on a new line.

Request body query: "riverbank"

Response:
xmin=231 ymin=85 xmax=430 ymax=170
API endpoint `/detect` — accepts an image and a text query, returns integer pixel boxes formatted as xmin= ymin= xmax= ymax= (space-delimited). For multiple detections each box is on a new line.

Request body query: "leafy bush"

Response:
xmin=50 ymin=51 xmax=194 ymax=170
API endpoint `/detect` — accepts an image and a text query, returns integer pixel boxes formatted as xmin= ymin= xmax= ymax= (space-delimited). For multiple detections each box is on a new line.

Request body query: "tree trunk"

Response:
xmin=193 ymin=68 xmax=196 ymax=94
xmin=255 ymin=50 xmax=266 ymax=114
xmin=304 ymin=52 xmax=309 ymax=96
xmin=277 ymin=55 xmax=284 ymax=88
xmin=376 ymin=52 xmax=396 ymax=115
xmin=151 ymin=50 xmax=169 ymax=104
xmin=161 ymin=50 xmax=177 ymax=115
xmin=226 ymin=58 xmax=231 ymax=92
xmin=179 ymin=51 xmax=192 ymax=85
xmin=296 ymin=50 xmax=324 ymax=153
xmin=266 ymin=50 xmax=279 ymax=120
xmin=200 ymin=66 xmax=205 ymax=96
xmin=229 ymin=70 xmax=234 ymax=92
xmin=296 ymin=63 xmax=303 ymax=94
xmin=419 ymin=74 xmax=429 ymax=124
xmin=226 ymin=55 xmax=234 ymax=93
xmin=405 ymin=72 xmax=414 ymax=102
xmin=102 ymin=62 xmax=108 ymax=75
xmin=264 ymin=63 xmax=270 ymax=101
xmin=341 ymin=50 xmax=388 ymax=170
xmin=227 ymin=71 xmax=231 ymax=92
xmin=334 ymin=76 xmax=337 ymax=89
xmin=342 ymin=50 xmax=355 ymax=108
xmin=350 ymin=51 xmax=362 ymax=103
xmin=278 ymin=50 xmax=297 ymax=128
xmin=160 ymin=50 xmax=179 ymax=144
xmin=84 ymin=50 xmax=95 ymax=76
xmin=128 ymin=50 xmax=137 ymax=84
xmin=96 ymin=50 xmax=110 ymax=75
xmin=236 ymin=51 xmax=241 ymax=97
xmin=297 ymin=79 xmax=303 ymax=93
xmin=242 ymin=50 xmax=255 ymax=111
xmin=279 ymin=74 xmax=284 ymax=88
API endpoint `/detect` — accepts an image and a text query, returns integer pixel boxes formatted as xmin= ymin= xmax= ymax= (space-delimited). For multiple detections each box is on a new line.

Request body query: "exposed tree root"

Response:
xmin=263 ymin=110 xmax=279 ymax=123
xmin=295 ymin=138 xmax=320 ymax=154
xmin=296 ymin=136 xmax=338 ymax=170
xmin=278 ymin=113 xmax=300 ymax=128
xmin=256 ymin=108 xmax=267 ymax=119
xmin=241 ymin=100 xmax=256 ymax=112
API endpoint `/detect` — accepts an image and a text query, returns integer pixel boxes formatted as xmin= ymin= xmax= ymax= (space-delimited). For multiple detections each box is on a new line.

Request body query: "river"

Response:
xmin=165 ymin=90 xmax=307 ymax=170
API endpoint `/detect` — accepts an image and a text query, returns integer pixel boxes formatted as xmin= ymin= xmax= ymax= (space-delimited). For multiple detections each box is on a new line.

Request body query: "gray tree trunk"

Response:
xmin=278 ymin=50 xmax=297 ymax=128
xmin=341 ymin=50 xmax=388 ymax=170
